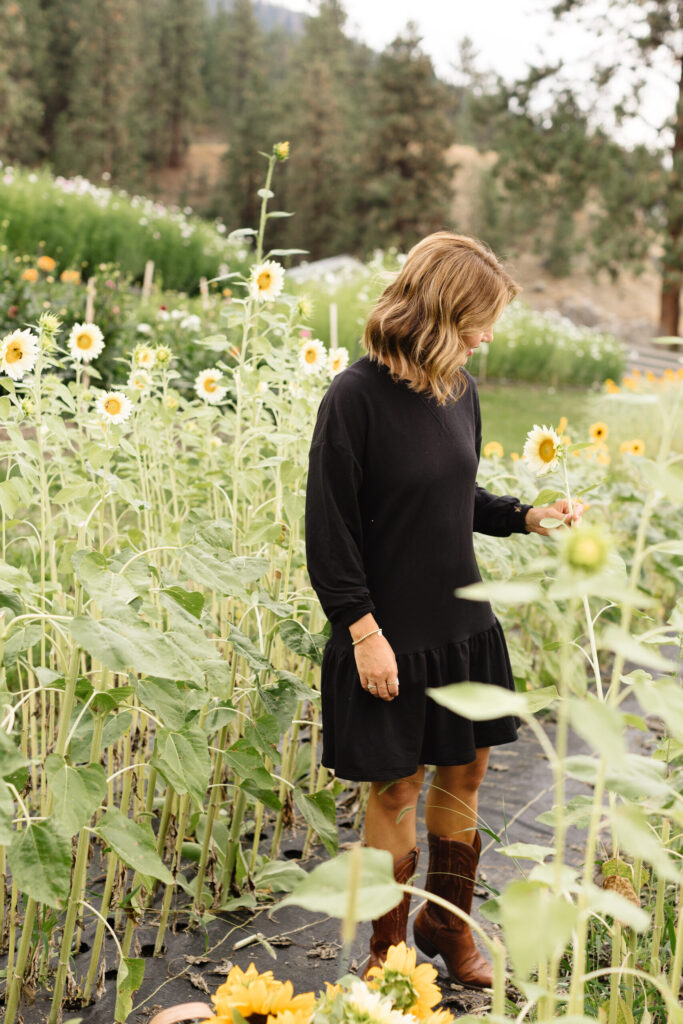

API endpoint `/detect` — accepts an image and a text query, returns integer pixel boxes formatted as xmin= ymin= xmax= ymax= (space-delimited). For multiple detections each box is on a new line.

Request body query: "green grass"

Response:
xmin=478 ymin=381 xmax=601 ymax=452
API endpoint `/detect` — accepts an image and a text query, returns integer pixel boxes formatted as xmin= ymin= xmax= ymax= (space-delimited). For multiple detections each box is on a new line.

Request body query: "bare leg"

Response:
xmin=364 ymin=767 xmax=425 ymax=862
xmin=424 ymin=748 xmax=490 ymax=844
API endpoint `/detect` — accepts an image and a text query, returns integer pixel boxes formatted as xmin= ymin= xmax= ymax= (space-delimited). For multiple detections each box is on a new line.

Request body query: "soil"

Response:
xmin=10 ymin=682 xmax=662 ymax=1024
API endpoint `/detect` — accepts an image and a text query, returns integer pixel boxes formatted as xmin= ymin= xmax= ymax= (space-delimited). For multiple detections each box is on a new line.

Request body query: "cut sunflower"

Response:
xmin=195 ymin=368 xmax=227 ymax=404
xmin=67 ymin=322 xmax=105 ymax=363
xmin=95 ymin=391 xmax=133 ymax=425
xmin=249 ymin=260 xmax=285 ymax=302
xmin=522 ymin=424 xmax=563 ymax=475
xmin=0 ymin=329 xmax=40 ymax=380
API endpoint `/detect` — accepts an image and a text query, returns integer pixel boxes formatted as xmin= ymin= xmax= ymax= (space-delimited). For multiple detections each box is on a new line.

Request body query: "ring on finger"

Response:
xmin=368 ymin=684 xmax=377 ymax=693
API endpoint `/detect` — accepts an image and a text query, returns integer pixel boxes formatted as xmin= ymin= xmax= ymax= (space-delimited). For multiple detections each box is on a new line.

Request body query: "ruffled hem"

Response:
xmin=319 ymin=617 xmax=521 ymax=782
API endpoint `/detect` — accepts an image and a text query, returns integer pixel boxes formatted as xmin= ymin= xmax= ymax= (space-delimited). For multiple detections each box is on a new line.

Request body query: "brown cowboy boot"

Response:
xmin=361 ymin=846 xmax=420 ymax=979
xmin=413 ymin=830 xmax=493 ymax=989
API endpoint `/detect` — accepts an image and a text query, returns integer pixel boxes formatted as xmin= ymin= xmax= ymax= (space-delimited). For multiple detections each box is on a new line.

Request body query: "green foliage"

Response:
xmin=0 ymin=165 xmax=246 ymax=293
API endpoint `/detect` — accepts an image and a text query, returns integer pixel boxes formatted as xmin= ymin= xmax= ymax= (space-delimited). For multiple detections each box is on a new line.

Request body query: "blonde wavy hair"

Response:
xmin=362 ymin=232 xmax=521 ymax=405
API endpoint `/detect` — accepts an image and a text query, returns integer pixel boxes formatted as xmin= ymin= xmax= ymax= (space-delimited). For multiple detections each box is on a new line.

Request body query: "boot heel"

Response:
xmin=413 ymin=927 xmax=439 ymax=959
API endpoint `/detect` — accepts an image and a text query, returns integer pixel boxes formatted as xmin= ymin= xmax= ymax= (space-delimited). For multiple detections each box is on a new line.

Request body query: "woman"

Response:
xmin=304 ymin=232 xmax=581 ymax=988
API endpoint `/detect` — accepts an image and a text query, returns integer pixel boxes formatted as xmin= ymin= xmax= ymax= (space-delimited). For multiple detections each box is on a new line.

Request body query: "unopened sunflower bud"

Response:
xmin=39 ymin=311 xmax=62 ymax=337
xmin=561 ymin=524 xmax=611 ymax=575
xmin=273 ymin=140 xmax=290 ymax=161
xmin=155 ymin=344 xmax=173 ymax=366
xmin=21 ymin=397 xmax=34 ymax=415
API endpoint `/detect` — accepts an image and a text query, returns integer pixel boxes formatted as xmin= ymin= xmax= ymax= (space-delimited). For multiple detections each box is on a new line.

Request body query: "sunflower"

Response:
xmin=664 ymin=368 xmax=676 ymax=382
xmin=37 ymin=255 xmax=56 ymax=272
xmin=68 ymin=322 xmax=105 ymax=363
xmin=209 ymin=964 xmax=307 ymax=1022
xmin=95 ymin=391 xmax=133 ymax=424
xmin=483 ymin=441 xmax=504 ymax=458
xmin=328 ymin=346 xmax=349 ymax=377
xmin=132 ymin=344 xmax=156 ymax=369
xmin=510 ymin=451 xmax=520 ymax=461
xmin=620 ymin=438 xmax=645 ymax=456
xmin=605 ymin=379 xmax=621 ymax=394
xmin=195 ymin=367 xmax=227 ymax=404
xmin=299 ymin=338 xmax=327 ymax=375
xmin=367 ymin=942 xmax=440 ymax=1018
xmin=522 ymin=424 xmax=562 ymax=475
xmin=21 ymin=267 xmax=38 ymax=282
xmin=423 ymin=1011 xmax=455 ymax=1024
xmin=623 ymin=376 xmax=637 ymax=391
xmin=128 ymin=369 xmax=153 ymax=394
xmin=556 ymin=415 xmax=568 ymax=435
xmin=589 ymin=421 xmax=608 ymax=443
xmin=596 ymin=448 xmax=611 ymax=466
xmin=249 ymin=260 xmax=285 ymax=302
xmin=0 ymin=329 xmax=40 ymax=380
xmin=645 ymin=370 xmax=656 ymax=383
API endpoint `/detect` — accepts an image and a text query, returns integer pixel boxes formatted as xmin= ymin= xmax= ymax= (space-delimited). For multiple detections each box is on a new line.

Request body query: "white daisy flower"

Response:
xmin=67 ymin=322 xmax=105 ymax=363
xmin=522 ymin=424 xmax=563 ymax=475
xmin=299 ymin=337 xmax=327 ymax=374
xmin=136 ymin=323 xmax=152 ymax=334
xmin=0 ymin=329 xmax=39 ymax=380
xmin=180 ymin=313 xmax=202 ymax=332
xmin=96 ymin=390 xmax=132 ymax=424
xmin=249 ymin=260 xmax=285 ymax=302
xmin=128 ymin=369 xmax=153 ymax=394
xmin=157 ymin=309 xmax=170 ymax=321
xmin=195 ymin=367 xmax=227 ymax=404
xmin=328 ymin=346 xmax=349 ymax=377
xmin=132 ymin=344 xmax=156 ymax=369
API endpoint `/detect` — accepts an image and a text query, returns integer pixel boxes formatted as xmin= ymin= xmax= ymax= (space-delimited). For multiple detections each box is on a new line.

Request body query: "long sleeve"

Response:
xmin=304 ymin=380 xmax=375 ymax=630
xmin=471 ymin=378 xmax=534 ymax=537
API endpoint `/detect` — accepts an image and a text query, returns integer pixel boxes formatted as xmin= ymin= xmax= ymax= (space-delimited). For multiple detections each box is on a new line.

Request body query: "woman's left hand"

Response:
xmin=525 ymin=498 xmax=583 ymax=537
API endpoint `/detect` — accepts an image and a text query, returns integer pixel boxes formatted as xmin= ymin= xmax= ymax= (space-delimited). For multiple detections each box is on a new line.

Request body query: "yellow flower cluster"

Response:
xmin=367 ymin=943 xmax=452 ymax=1024
xmin=202 ymin=963 xmax=315 ymax=1024
xmin=605 ymin=367 xmax=683 ymax=394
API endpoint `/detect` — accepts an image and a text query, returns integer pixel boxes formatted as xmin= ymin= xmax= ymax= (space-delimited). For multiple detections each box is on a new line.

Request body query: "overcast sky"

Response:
xmin=277 ymin=0 xmax=675 ymax=147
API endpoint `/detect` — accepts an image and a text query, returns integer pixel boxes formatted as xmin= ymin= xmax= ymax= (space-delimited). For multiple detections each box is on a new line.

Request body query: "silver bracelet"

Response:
xmin=351 ymin=627 xmax=383 ymax=647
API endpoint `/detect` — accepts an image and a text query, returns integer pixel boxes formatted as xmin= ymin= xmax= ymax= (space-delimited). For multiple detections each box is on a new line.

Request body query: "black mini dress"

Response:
xmin=304 ymin=355 xmax=534 ymax=782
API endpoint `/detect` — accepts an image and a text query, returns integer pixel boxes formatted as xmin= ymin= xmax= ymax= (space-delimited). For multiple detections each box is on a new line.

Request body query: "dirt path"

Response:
xmin=38 ymin=689 xmax=657 ymax=1024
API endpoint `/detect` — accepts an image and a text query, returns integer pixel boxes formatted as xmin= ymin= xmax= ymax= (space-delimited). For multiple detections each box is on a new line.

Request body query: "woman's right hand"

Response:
xmin=351 ymin=626 xmax=400 ymax=701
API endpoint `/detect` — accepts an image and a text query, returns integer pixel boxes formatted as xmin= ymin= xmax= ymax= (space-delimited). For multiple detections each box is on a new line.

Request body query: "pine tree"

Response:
xmin=0 ymin=0 xmax=44 ymax=164
xmin=215 ymin=0 xmax=271 ymax=232
xmin=51 ymin=0 xmax=148 ymax=187
xmin=504 ymin=0 xmax=680 ymax=333
xmin=275 ymin=0 xmax=375 ymax=256
xmin=359 ymin=24 xmax=454 ymax=253
xmin=163 ymin=0 xmax=206 ymax=168
xmin=284 ymin=59 xmax=348 ymax=258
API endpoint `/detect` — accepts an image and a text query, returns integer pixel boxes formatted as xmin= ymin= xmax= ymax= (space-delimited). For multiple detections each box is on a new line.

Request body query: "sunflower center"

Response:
xmin=378 ymin=971 xmax=418 ymax=1011
xmin=305 ymin=348 xmax=317 ymax=363
xmin=5 ymin=342 xmax=23 ymax=364
xmin=104 ymin=397 xmax=122 ymax=415
xmin=204 ymin=377 xmax=217 ymax=392
xmin=539 ymin=438 xmax=556 ymax=462
xmin=257 ymin=271 xmax=272 ymax=290
xmin=77 ymin=333 xmax=93 ymax=349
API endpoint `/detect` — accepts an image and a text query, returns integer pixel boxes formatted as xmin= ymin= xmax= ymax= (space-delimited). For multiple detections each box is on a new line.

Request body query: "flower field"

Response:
xmin=0 ymin=151 xmax=682 ymax=1023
